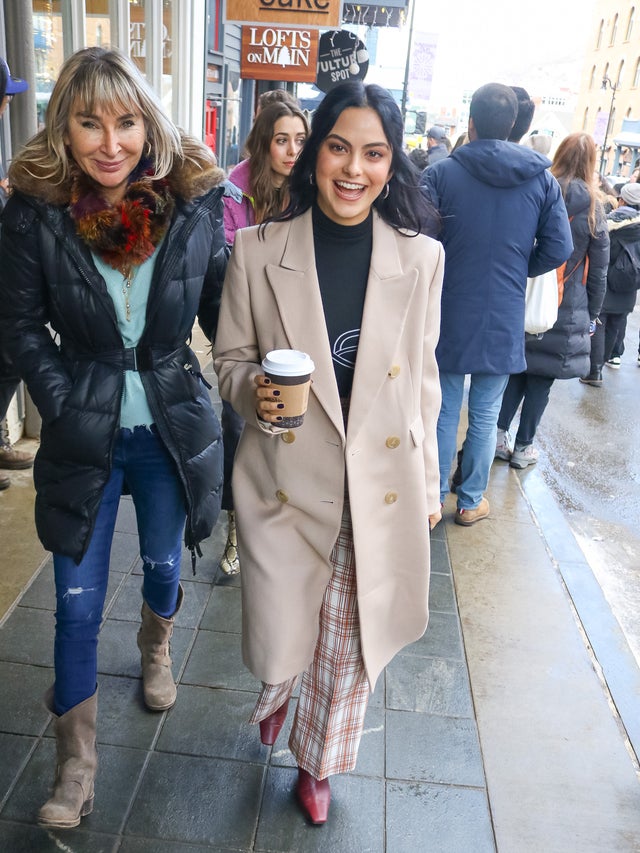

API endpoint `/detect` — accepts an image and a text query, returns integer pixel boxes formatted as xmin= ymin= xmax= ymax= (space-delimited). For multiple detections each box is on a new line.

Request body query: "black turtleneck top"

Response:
xmin=312 ymin=204 xmax=373 ymax=399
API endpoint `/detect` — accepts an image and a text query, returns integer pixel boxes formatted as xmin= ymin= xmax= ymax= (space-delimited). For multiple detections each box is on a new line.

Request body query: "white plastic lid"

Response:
xmin=262 ymin=349 xmax=315 ymax=376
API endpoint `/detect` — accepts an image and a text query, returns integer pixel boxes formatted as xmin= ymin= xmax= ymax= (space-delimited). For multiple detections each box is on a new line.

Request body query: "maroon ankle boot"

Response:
xmin=259 ymin=699 xmax=289 ymax=746
xmin=295 ymin=767 xmax=331 ymax=824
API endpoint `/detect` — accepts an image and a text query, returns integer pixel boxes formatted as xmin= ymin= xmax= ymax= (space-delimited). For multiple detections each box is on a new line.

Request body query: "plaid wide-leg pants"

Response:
xmin=249 ymin=501 xmax=370 ymax=779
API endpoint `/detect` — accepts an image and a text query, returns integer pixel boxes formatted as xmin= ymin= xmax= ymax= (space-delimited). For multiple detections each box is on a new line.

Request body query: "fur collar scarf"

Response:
xmin=68 ymin=157 xmax=174 ymax=274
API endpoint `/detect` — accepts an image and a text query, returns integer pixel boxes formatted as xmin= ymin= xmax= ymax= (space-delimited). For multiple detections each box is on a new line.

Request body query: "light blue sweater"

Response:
xmin=92 ymin=248 xmax=160 ymax=428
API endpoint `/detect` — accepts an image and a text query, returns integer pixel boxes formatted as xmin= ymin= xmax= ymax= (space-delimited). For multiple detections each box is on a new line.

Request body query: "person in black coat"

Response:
xmin=0 ymin=56 xmax=34 ymax=488
xmin=0 ymin=47 xmax=227 ymax=829
xmin=581 ymin=181 xmax=640 ymax=382
xmin=497 ymin=133 xmax=609 ymax=467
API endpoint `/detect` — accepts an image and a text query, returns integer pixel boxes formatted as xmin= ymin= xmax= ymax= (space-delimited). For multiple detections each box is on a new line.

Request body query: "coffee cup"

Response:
xmin=261 ymin=349 xmax=315 ymax=428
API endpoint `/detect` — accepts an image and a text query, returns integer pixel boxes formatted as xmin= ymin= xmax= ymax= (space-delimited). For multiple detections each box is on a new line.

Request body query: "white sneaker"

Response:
xmin=495 ymin=428 xmax=513 ymax=461
xmin=605 ymin=357 xmax=621 ymax=369
xmin=510 ymin=443 xmax=538 ymax=469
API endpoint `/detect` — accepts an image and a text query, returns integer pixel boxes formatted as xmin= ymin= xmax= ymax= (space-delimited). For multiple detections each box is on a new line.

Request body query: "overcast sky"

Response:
xmin=411 ymin=0 xmax=598 ymax=96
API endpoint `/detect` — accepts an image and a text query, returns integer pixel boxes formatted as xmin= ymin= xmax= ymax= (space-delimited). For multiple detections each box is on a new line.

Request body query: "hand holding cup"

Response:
xmin=256 ymin=350 xmax=315 ymax=428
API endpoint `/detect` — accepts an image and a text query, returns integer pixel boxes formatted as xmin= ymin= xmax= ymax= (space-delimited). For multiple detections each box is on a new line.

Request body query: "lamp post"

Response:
xmin=600 ymin=75 xmax=618 ymax=176
xmin=400 ymin=0 xmax=417 ymax=126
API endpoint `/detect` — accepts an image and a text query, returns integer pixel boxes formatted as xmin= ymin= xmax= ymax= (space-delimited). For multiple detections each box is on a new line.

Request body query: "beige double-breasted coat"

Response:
xmin=213 ymin=208 xmax=443 ymax=690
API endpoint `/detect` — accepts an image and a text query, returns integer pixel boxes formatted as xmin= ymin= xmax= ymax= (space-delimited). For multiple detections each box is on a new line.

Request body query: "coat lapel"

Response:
xmin=265 ymin=210 xmax=345 ymax=439
xmin=347 ymin=214 xmax=418 ymax=443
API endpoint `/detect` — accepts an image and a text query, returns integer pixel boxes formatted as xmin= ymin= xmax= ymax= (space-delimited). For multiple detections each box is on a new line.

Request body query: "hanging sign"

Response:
xmin=341 ymin=2 xmax=408 ymax=27
xmin=226 ymin=0 xmax=341 ymax=27
xmin=241 ymin=26 xmax=319 ymax=82
xmin=315 ymin=29 xmax=369 ymax=94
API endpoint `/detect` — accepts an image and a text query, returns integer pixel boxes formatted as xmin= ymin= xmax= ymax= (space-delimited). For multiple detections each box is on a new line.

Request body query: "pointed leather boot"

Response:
xmin=259 ymin=699 xmax=290 ymax=745
xmin=137 ymin=585 xmax=183 ymax=711
xmin=296 ymin=768 xmax=331 ymax=825
xmin=38 ymin=688 xmax=98 ymax=829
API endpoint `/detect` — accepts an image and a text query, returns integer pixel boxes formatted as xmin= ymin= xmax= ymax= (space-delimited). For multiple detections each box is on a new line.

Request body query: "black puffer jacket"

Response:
xmin=0 ymin=161 xmax=227 ymax=564
xmin=525 ymin=178 xmax=609 ymax=378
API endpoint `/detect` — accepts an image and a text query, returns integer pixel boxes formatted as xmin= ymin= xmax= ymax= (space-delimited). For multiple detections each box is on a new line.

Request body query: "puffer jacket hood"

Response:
xmin=227 ymin=158 xmax=252 ymax=196
xmin=607 ymin=206 xmax=640 ymax=234
xmin=451 ymin=139 xmax=551 ymax=188
xmin=561 ymin=178 xmax=591 ymax=218
xmin=223 ymin=158 xmax=256 ymax=244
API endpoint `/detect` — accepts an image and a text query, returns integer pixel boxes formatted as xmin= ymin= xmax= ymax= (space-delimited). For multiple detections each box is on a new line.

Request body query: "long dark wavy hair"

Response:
xmin=244 ymin=101 xmax=309 ymax=224
xmin=264 ymin=81 xmax=439 ymax=237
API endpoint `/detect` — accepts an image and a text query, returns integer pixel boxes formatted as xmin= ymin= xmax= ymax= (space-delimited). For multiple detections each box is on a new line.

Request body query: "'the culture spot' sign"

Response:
xmin=226 ymin=0 xmax=341 ymax=27
xmin=241 ymin=26 xmax=319 ymax=82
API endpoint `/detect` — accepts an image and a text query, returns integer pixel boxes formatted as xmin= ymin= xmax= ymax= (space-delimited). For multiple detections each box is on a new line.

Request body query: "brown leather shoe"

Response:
xmin=455 ymin=496 xmax=490 ymax=526
xmin=296 ymin=768 xmax=330 ymax=824
xmin=0 ymin=472 xmax=10 ymax=490
xmin=0 ymin=443 xmax=35 ymax=470
xmin=259 ymin=699 xmax=289 ymax=745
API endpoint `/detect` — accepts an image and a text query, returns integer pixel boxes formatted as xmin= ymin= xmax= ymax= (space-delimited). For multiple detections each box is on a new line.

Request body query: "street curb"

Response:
xmin=519 ymin=466 xmax=640 ymax=766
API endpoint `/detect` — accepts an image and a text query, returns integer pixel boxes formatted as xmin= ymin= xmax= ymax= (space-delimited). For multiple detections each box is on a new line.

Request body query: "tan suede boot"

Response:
xmin=137 ymin=585 xmax=183 ymax=711
xmin=38 ymin=688 xmax=98 ymax=829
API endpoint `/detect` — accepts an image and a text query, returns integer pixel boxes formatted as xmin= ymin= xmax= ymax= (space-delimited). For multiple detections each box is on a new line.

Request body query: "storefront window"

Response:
xmin=32 ymin=0 xmax=62 ymax=128
xmin=31 ymin=1 xmax=175 ymax=123
xmin=86 ymin=0 xmax=110 ymax=46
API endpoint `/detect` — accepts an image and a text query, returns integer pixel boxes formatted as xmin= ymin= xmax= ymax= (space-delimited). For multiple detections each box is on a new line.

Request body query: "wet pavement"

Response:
xmin=1 ymin=352 xmax=640 ymax=851
xmin=533 ymin=302 xmax=640 ymax=667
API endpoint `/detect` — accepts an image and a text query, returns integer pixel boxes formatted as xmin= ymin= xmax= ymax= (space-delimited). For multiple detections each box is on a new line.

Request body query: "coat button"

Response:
xmin=276 ymin=490 xmax=289 ymax=503
xmin=388 ymin=365 xmax=401 ymax=378
xmin=281 ymin=431 xmax=296 ymax=444
xmin=386 ymin=436 xmax=401 ymax=449
xmin=384 ymin=491 xmax=398 ymax=504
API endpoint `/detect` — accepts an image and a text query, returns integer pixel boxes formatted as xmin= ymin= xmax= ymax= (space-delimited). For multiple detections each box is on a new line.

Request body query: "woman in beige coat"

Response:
xmin=214 ymin=81 xmax=443 ymax=825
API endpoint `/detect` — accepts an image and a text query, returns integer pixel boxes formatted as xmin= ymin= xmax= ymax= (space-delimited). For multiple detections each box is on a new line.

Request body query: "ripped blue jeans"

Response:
xmin=53 ymin=425 xmax=187 ymax=714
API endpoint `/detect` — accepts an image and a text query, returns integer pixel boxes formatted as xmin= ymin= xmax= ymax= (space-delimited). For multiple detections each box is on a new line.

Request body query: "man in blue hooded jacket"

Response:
xmin=421 ymin=83 xmax=573 ymax=525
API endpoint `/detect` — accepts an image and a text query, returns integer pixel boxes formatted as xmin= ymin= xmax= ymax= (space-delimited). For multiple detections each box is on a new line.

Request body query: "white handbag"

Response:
xmin=524 ymin=269 xmax=559 ymax=335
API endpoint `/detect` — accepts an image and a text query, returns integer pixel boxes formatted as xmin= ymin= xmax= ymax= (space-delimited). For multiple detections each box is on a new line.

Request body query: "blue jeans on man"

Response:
xmin=53 ymin=425 xmax=186 ymax=714
xmin=437 ymin=373 xmax=509 ymax=508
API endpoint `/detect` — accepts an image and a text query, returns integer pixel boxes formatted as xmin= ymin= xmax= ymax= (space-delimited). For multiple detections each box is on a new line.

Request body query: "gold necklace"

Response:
xmin=121 ymin=267 xmax=137 ymax=322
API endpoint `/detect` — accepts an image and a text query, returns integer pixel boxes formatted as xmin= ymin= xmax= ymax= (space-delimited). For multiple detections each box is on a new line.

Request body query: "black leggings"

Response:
xmin=497 ymin=372 xmax=555 ymax=447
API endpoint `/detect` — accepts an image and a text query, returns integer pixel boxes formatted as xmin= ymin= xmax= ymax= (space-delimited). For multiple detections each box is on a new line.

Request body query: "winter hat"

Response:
xmin=427 ymin=125 xmax=446 ymax=141
xmin=620 ymin=182 xmax=640 ymax=206
xmin=0 ymin=57 xmax=28 ymax=102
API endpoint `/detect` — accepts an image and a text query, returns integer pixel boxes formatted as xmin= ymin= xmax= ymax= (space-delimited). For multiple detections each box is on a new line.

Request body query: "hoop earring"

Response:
xmin=144 ymin=140 xmax=152 ymax=157
xmin=382 ymin=183 xmax=390 ymax=200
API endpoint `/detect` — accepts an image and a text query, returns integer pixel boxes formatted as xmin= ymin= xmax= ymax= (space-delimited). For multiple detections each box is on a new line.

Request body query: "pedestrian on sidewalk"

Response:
xmin=424 ymin=125 xmax=449 ymax=167
xmin=0 ymin=56 xmax=33 ymax=490
xmin=421 ymin=82 xmax=573 ymax=526
xmin=498 ymin=133 xmax=609 ymax=463
xmin=0 ymin=47 xmax=227 ymax=830
xmin=214 ymin=80 xmax=443 ymax=825
xmin=216 ymin=100 xmax=309 ymax=576
xmin=581 ymin=181 xmax=640 ymax=384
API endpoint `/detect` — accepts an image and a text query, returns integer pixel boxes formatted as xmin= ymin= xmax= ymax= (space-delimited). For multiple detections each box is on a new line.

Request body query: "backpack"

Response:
xmin=607 ymin=242 xmax=640 ymax=293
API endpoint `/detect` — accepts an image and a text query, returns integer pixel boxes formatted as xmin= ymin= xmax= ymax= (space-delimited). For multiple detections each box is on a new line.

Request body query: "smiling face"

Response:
xmin=314 ymin=106 xmax=393 ymax=227
xmin=64 ymin=99 xmax=147 ymax=205
xmin=269 ymin=115 xmax=307 ymax=187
